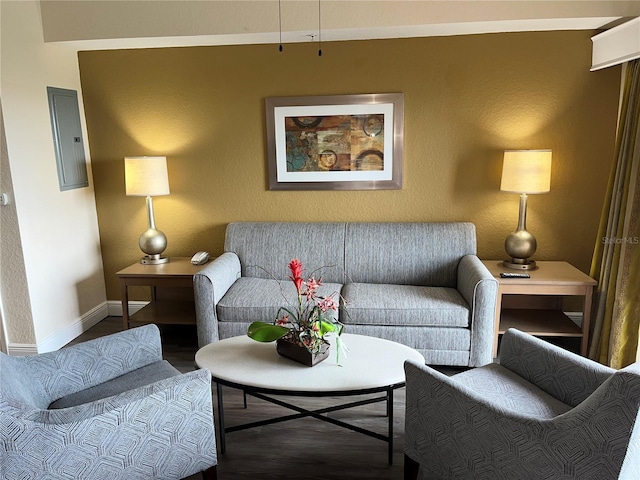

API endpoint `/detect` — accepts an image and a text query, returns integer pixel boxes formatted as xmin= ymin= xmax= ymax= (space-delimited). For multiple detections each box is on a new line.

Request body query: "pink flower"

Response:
xmin=288 ymin=259 xmax=304 ymax=292
xmin=276 ymin=314 xmax=289 ymax=326
xmin=304 ymin=276 xmax=322 ymax=300
xmin=318 ymin=296 xmax=338 ymax=312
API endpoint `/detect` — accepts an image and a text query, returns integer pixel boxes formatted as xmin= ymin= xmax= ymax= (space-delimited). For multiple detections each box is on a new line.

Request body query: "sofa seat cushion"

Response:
xmin=217 ymin=277 xmax=343 ymax=324
xmin=48 ymin=360 xmax=181 ymax=409
xmin=453 ymin=363 xmax=573 ymax=419
xmin=341 ymin=283 xmax=470 ymax=327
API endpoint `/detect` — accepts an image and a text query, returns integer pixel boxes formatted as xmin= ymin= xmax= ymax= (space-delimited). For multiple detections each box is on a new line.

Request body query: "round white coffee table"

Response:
xmin=195 ymin=333 xmax=425 ymax=465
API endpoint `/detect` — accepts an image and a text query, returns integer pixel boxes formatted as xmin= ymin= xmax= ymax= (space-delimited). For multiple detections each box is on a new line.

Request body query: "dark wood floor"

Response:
xmin=69 ymin=317 xmax=584 ymax=479
xmin=70 ymin=317 xmax=458 ymax=479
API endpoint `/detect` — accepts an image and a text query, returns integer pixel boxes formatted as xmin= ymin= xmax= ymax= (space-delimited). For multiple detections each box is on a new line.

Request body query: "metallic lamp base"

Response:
xmin=140 ymin=255 xmax=170 ymax=265
xmin=503 ymin=259 xmax=537 ymax=270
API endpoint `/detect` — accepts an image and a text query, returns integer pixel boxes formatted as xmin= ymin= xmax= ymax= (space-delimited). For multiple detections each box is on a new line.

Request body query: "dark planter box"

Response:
xmin=276 ymin=336 xmax=330 ymax=366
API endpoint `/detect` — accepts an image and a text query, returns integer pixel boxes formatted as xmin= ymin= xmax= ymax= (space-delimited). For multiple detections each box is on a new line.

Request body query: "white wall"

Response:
xmin=0 ymin=1 xmax=107 ymax=353
xmin=1 ymin=99 xmax=35 ymax=355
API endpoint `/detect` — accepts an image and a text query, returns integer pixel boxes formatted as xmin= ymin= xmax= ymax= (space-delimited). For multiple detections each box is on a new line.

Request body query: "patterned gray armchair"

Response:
xmin=404 ymin=328 xmax=640 ymax=480
xmin=1 ymin=324 xmax=218 ymax=480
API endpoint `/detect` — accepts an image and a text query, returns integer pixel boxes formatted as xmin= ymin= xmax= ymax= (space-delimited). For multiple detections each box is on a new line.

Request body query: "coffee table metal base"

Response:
xmin=214 ymin=377 xmax=403 ymax=465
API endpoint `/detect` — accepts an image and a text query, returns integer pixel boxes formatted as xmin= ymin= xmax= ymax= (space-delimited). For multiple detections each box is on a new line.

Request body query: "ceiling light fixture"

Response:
xmin=278 ymin=0 xmax=283 ymax=52
xmin=276 ymin=0 xmax=323 ymax=56
xmin=318 ymin=0 xmax=322 ymax=57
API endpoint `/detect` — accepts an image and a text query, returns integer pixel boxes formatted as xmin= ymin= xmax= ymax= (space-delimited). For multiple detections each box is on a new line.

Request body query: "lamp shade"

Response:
xmin=500 ymin=150 xmax=552 ymax=194
xmin=125 ymin=156 xmax=170 ymax=196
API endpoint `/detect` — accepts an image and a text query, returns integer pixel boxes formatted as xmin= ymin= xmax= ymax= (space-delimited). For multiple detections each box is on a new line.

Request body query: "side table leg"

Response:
xmin=120 ymin=280 xmax=130 ymax=330
xmin=581 ymin=287 xmax=594 ymax=356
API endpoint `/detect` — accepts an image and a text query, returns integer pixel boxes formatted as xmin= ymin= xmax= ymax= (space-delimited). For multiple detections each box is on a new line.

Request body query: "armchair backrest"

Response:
xmin=572 ymin=362 xmax=640 ymax=473
xmin=0 ymin=352 xmax=50 ymax=411
xmin=573 ymin=361 xmax=640 ymax=415
xmin=500 ymin=328 xmax=616 ymax=407
xmin=620 ymin=407 xmax=640 ymax=480
xmin=0 ymin=325 xmax=163 ymax=412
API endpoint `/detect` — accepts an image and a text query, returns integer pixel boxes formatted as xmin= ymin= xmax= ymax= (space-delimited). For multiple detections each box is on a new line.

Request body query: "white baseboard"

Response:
xmin=5 ymin=343 xmax=38 ymax=356
xmin=107 ymin=300 xmax=149 ymax=317
xmin=7 ymin=302 xmax=109 ymax=356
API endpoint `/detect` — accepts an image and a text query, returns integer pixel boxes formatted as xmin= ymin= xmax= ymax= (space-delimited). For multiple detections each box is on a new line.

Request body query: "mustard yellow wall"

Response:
xmin=78 ymin=31 xmax=620 ymax=300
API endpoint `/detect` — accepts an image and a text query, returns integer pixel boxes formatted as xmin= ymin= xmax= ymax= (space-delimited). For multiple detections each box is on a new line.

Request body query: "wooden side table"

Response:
xmin=116 ymin=257 xmax=210 ymax=330
xmin=482 ymin=260 xmax=597 ymax=357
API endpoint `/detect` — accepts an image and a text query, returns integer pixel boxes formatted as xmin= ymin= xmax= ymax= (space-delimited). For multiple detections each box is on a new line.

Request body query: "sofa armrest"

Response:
xmin=194 ymin=252 xmax=241 ymax=346
xmin=456 ymin=255 xmax=498 ymax=366
xmin=4 ymin=368 xmax=217 ymax=478
xmin=500 ymin=328 xmax=615 ymax=406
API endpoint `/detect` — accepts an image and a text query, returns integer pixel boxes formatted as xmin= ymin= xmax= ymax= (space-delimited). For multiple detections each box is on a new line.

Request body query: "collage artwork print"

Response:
xmin=284 ymin=114 xmax=384 ymax=173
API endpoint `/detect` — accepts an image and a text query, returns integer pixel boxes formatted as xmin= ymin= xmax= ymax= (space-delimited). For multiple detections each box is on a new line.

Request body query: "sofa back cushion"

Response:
xmin=344 ymin=222 xmax=476 ymax=287
xmin=225 ymin=222 xmax=347 ymax=283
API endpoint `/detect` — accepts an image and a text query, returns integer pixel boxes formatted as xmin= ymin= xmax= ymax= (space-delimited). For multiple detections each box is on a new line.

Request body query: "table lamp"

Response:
xmin=125 ymin=156 xmax=170 ymax=265
xmin=500 ymin=149 xmax=552 ymax=270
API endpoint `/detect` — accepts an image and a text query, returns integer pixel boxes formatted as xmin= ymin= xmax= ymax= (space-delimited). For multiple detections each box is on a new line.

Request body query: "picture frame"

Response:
xmin=265 ymin=93 xmax=404 ymax=190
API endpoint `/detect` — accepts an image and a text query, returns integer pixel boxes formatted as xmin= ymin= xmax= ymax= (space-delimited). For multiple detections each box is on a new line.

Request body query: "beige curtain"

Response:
xmin=589 ymin=59 xmax=640 ymax=369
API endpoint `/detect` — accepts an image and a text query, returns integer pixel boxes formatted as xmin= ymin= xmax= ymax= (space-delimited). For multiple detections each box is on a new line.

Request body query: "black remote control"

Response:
xmin=500 ymin=272 xmax=530 ymax=278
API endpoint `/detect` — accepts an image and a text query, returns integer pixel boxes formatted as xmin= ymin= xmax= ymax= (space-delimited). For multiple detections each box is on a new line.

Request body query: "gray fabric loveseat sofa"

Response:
xmin=194 ymin=222 xmax=498 ymax=367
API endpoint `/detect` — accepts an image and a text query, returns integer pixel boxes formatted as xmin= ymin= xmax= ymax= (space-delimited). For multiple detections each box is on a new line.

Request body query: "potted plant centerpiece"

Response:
xmin=247 ymin=259 xmax=344 ymax=366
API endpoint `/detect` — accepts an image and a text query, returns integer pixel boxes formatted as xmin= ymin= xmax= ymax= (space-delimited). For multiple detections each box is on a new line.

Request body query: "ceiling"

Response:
xmin=39 ymin=1 xmax=640 ymax=50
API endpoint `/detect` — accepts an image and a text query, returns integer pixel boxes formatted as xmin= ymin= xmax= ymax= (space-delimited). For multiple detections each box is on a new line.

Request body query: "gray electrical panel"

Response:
xmin=47 ymin=87 xmax=88 ymax=191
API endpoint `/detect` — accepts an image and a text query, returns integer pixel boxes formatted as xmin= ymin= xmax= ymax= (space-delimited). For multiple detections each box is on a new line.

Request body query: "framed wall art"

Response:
xmin=265 ymin=93 xmax=404 ymax=190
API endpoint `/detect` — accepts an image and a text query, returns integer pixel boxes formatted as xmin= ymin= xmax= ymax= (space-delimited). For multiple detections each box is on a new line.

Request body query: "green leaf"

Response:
xmin=318 ymin=321 xmax=337 ymax=335
xmin=247 ymin=321 xmax=289 ymax=342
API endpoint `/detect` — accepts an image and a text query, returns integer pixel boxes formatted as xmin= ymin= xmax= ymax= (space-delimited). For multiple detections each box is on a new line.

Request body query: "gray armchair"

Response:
xmin=404 ymin=328 xmax=640 ymax=480
xmin=1 ymin=324 xmax=217 ymax=480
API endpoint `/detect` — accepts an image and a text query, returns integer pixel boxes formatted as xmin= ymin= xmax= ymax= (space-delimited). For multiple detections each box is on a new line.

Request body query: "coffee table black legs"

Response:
xmin=215 ymin=382 xmax=226 ymax=454
xmin=387 ymin=387 xmax=394 ymax=465
xmin=213 ymin=379 xmax=402 ymax=465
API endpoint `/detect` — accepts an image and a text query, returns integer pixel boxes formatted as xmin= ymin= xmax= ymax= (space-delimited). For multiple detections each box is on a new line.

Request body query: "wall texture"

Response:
xmin=78 ymin=31 xmax=621 ymax=300
xmin=0 ymin=103 xmax=34 ymax=351
xmin=1 ymin=1 xmax=107 ymax=350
